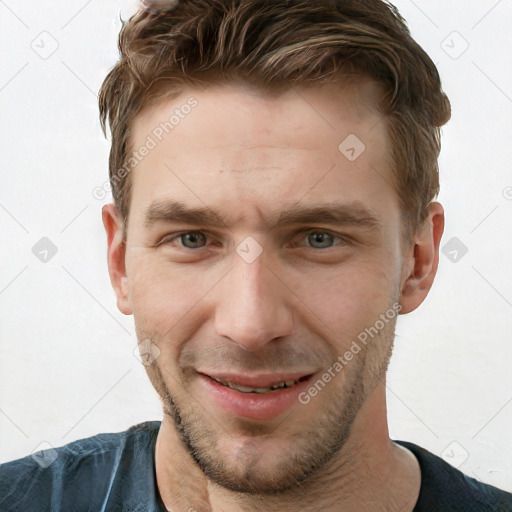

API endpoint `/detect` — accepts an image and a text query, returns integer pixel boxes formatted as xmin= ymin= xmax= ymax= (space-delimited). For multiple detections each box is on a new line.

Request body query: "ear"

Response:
xmin=399 ymin=202 xmax=444 ymax=314
xmin=102 ymin=203 xmax=132 ymax=315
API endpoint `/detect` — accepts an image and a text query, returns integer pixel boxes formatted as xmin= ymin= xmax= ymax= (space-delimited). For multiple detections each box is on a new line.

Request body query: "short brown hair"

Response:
xmin=99 ymin=0 xmax=451 ymax=238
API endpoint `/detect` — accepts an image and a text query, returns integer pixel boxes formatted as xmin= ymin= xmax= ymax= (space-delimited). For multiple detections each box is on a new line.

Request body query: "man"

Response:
xmin=1 ymin=0 xmax=511 ymax=510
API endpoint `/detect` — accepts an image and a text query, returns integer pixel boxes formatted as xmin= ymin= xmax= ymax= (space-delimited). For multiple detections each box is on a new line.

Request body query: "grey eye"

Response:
xmin=180 ymin=232 xmax=207 ymax=248
xmin=307 ymin=232 xmax=335 ymax=249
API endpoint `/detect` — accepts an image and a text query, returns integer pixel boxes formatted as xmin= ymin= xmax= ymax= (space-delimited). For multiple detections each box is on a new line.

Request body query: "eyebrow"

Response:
xmin=144 ymin=199 xmax=381 ymax=231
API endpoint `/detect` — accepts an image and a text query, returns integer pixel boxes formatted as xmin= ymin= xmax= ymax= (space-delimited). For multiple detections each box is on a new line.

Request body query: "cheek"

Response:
xmin=288 ymin=258 xmax=398 ymax=343
xmin=127 ymin=254 xmax=209 ymax=336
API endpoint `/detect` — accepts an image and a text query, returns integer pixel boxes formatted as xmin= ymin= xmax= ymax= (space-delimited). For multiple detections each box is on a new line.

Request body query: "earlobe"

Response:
xmin=399 ymin=202 xmax=444 ymax=314
xmin=102 ymin=203 xmax=132 ymax=316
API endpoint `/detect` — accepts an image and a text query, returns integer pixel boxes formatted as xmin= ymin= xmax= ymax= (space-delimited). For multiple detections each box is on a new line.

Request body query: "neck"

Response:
xmin=155 ymin=380 xmax=421 ymax=512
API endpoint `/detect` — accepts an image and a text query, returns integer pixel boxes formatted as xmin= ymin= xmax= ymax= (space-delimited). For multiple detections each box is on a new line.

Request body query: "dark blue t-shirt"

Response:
xmin=1 ymin=420 xmax=511 ymax=511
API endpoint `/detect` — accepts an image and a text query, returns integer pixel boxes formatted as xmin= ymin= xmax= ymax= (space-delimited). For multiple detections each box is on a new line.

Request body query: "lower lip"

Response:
xmin=198 ymin=373 xmax=313 ymax=421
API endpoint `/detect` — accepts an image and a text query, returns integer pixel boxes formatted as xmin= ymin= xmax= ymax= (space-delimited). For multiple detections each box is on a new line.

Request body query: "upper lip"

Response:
xmin=198 ymin=371 xmax=314 ymax=388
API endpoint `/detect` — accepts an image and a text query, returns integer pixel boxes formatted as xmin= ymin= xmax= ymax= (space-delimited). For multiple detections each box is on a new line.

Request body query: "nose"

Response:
xmin=214 ymin=250 xmax=294 ymax=352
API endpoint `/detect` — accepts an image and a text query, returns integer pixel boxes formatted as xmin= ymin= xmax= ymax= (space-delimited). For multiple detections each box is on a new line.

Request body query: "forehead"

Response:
xmin=127 ymin=80 xmax=397 ymax=232
xmin=134 ymin=78 xmax=385 ymax=150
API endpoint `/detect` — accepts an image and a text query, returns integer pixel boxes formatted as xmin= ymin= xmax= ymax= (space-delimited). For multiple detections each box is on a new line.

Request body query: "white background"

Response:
xmin=0 ymin=0 xmax=511 ymax=493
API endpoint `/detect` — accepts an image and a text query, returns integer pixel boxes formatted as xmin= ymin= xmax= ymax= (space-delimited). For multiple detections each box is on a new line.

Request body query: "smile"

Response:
xmin=198 ymin=372 xmax=315 ymax=420
xmin=210 ymin=376 xmax=309 ymax=394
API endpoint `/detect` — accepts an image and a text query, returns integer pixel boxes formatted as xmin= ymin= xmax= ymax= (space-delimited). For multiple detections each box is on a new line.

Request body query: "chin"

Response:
xmin=200 ymin=450 xmax=317 ymax=495
xmin=175 ymin=415 xmax=352 ymax=495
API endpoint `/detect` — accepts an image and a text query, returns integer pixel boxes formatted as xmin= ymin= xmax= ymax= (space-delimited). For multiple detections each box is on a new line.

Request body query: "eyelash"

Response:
xmin=157 ymin=229 xmax=349 ymax=250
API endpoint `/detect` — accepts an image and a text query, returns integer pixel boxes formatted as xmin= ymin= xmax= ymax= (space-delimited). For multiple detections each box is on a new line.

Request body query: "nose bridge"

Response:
xmin=214 ymin=249 xmax=293 ymax=351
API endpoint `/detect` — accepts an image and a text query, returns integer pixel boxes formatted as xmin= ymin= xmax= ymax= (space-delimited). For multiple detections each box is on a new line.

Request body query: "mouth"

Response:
xmin=207 ymin=374 xmax=311 ymax=394
xmin=197 ymin=371 xmax=315 ymax=420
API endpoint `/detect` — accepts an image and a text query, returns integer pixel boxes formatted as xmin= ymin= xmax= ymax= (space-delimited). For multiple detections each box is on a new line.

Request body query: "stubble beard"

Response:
xmin=140 ymin=317 xmax=396 ymax=496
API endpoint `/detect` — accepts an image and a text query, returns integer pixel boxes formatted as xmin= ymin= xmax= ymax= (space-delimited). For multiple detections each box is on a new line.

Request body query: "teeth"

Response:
xmin=233 ymin=384 xmax=272 ymax=393
xmin=212 ymin=377 xmax=300 ymax=393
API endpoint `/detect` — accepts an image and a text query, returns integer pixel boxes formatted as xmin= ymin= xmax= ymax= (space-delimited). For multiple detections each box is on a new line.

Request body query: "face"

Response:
xmin=114 ymin=80 xmax=411 ymax=493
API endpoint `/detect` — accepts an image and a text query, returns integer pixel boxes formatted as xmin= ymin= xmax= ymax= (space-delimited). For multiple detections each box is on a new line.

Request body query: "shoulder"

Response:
xmin=0 ymin=420 xmax=161 ymax=512
xmin=395 ymin=440 xmax=512 ymax=512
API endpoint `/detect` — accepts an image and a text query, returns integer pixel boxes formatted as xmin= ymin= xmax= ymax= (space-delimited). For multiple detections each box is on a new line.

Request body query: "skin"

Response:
xmin=102 ymin=80 xmax=444 ymax=511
